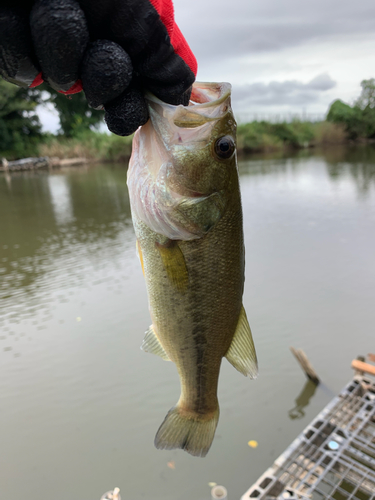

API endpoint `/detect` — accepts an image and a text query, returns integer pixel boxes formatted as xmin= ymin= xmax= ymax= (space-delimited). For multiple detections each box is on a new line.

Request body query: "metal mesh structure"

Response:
xmin=241 ymin=376 xmax=375 ymax=500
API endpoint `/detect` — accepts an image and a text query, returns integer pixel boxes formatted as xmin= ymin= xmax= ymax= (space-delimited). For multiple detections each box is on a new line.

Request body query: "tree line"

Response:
xmin=0 ymin=78 xmax=104 ymax=158
xmin=327 ymin=79 xmax=375 ymax=140
xmin=1 ymin=77 xmax=375 ymax=159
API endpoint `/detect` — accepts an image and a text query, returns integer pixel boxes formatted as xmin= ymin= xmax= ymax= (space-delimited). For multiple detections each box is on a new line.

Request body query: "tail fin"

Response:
xmin=154 ymin=405 xmax=220 ymax=457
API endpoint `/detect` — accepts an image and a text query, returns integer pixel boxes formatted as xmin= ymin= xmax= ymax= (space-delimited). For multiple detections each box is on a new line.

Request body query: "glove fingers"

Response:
xmin=30 ymin=0 xmax=89 ymax=92
xmin=0 ymin=6 xmax=40 ymax=87
xmin=81 ymin=41 xmax=133 ymax=110
xmin=105 ymin=85 xmax=149 ymax=137
xmin=77 ymin=0 xmax=196 ymax=107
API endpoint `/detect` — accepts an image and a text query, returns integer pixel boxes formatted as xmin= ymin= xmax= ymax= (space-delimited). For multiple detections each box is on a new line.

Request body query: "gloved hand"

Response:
xmin=0 ymin=0 xmax=197 ymax=136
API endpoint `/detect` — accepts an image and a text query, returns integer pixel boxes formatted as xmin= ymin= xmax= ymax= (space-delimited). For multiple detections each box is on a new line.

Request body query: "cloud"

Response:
xmin=307 ymin=74 xmax=336 ymax=92
xmin=175 ymin=0 xmax=375 ymax=64
xmin=232 ymin=73 xmax=336 ymax=108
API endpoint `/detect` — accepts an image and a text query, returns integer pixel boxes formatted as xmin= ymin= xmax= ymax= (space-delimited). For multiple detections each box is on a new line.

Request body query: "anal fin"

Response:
xmin=225 ymin=305 xmax=258 ymax=378
xmin=141 ymin=325 xmax=170 ymax=361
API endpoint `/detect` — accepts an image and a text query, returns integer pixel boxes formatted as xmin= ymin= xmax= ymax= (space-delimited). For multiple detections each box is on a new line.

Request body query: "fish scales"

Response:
xmin=135 ymin=194 xmax=243 ymax=411
xmin=128 ymin=82 xmax=258 ymax=457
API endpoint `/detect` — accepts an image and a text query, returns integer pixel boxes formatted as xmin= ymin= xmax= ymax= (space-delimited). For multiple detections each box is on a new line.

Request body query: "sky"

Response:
xmin=39 ymin=0 xmax=375 ymax=131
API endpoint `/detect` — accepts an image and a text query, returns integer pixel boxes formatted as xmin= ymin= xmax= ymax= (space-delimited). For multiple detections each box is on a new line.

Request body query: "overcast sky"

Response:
xmin=39 ymin=0 xmax=375 ymax=131
xmin=175 ymin=0 xmax=375 ymax=119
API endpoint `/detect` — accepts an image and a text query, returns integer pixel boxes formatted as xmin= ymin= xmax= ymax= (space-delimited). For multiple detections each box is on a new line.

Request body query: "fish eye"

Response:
xmin=214 ymin=136 xmax=235 ymax=160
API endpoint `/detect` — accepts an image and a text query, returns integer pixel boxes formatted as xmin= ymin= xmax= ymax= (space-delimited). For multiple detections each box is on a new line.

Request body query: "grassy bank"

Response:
xmin=236 ymin=120 xmax=347 ymax=154
xmin=2 ymin=120 xmax=348 ymax=162
xmin=38 ymin=130 xmax=133 ymax=162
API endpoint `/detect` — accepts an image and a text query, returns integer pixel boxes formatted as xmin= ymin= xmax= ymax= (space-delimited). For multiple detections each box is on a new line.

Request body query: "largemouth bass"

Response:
xmin=127 ymin=82 xmax=257 ymax=457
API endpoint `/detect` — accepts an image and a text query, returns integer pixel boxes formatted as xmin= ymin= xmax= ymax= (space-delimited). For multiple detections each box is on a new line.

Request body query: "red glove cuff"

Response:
xmin=30 ymin=72 xmax=43 ymax=88
xmin=30 ymin=72 xmax=83 ymax=94
xmin=149 ymin=0 xmax=197 ymax=76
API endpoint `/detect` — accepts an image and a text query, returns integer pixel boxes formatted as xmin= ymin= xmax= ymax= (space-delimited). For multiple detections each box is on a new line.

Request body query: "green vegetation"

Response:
xmin=3 ymin=77 xmax=375 ymax=161
xmin=236 ymin=120 xmax=346 ymax=153
xmin=327 ymin=79 xmax=375 ymax=139
xmin=0 ymin=79 xmax=43 ymax=159
xmin=43 ymin=85 xmax=104 ymax=137
xmin=39 ymin=129 xmax=132 ymax=162
xmin=38 ymin=120 xmax=346 ymax=160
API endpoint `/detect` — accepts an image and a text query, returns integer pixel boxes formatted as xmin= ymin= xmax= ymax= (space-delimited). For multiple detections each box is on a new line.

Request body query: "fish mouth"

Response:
xmin=146 ymin=82 xmax=232 ymax=129
xmin=146 ymin=82 xmax=231 ymax=108
xmin=189 ymin=82 xmax=231 ymax=108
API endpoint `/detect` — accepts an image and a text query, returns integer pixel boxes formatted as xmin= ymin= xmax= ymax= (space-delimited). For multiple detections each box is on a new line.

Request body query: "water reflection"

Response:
xmin=239 ymin=144 xmax=375 ymax=194
xmin=238 ymin=152 xmax=305 ymax=177
xmin=288 ymin=380 xmax=318 ymax=420
xmin=0 ymin=165 xmax=132 ymax=317
xmin=48 ymin=176 xmax=74 ymax=225
xmin=324 ymin=145 xmax=375 ymax=194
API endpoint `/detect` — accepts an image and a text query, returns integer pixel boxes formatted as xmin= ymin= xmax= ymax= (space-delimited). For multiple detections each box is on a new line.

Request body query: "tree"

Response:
xmin=327 ymin=83 xmax=375 ymax=140
xmin=355 ymin=78 xmax=375 ymax=110
xmin=42 ymin=85 xmax=104 ymax=137
xmin=0 ymin=79 xmax=43 ymax=158
xmin=327 ymin=100 xmax=358 ymax=139
xmin=354 ymin=79 xmax=375 ymax=138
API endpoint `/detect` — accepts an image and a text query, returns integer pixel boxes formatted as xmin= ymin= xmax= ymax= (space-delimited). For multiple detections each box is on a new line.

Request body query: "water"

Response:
xmin=0 ymin=146 xmax=374 ymax=500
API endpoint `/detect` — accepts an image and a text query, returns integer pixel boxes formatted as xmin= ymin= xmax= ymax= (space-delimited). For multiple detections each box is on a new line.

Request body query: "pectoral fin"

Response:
xmin=141 ymin=325 xmax=170 ymax=361
xmin=225 ymin=306 xmax=258 ymax=378
xmin=155 ymin=240 xmax=189 ymax=293
xmin=176 ymin=191 xmax=225 ymax=237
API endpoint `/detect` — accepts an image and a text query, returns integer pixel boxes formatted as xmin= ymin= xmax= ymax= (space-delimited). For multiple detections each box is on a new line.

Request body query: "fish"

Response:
xmin=127 ymin=82 xmax=258 ymax=457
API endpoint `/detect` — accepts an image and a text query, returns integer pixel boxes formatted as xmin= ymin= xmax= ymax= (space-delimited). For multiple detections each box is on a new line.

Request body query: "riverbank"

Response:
xmin=236 ymin=120 xmax=347 ymax=153
xmin=38 ymin=131 xmax=133 ymax=163
xmin=1 ymin=120 xmax=348 ymax=163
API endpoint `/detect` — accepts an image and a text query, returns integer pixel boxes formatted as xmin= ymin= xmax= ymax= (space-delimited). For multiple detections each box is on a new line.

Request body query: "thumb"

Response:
xmin=0 ymin=6 xmax=41 ymax=87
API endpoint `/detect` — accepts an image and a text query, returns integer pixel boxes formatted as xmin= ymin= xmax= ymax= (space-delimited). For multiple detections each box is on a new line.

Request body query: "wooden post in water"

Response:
xmin=1 ymin=158 xmax=8 ymax=172
xmin=353 ymin=355 xmax=366 ymax=376
xmin=290 ymin=347 xmax=320 ymax=385
xmin=351 ymin=359 xmax=375 ymax=377
xmin=100 ymin=487 xmax=121 ymax=500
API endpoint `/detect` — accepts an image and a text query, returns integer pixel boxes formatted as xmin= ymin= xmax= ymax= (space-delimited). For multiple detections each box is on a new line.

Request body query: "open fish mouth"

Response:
xmin=145 ymin=82 xmax=232 ymax=130
xmin=146 ymin=82 xmax=231 ymax=109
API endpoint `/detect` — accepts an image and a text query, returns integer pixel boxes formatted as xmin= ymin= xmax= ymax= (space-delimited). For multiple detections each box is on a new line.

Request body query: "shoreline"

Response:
xmin=2 ymin=121 xmax=375 ymax=164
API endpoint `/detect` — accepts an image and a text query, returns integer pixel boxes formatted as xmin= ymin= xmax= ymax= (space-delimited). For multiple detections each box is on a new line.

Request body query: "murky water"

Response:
xmin=1 ymin=146 xmax=374 ymax=500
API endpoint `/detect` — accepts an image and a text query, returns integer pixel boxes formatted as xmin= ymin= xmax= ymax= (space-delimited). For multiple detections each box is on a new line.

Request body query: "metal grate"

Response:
xmin=241 ymin=376 xmax=375 ymax=500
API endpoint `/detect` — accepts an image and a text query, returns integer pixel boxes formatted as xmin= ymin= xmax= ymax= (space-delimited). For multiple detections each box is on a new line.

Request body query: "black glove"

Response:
xmin=0 ymin=0 xmax=197 ymax=135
